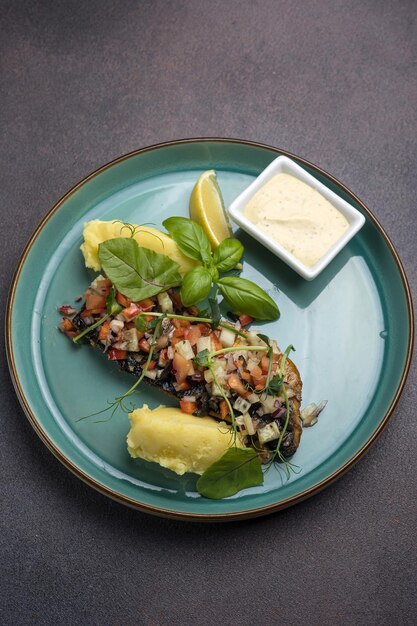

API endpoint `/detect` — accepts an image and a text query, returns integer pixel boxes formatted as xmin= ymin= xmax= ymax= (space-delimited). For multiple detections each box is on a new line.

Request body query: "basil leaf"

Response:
xmin=216 ymin=276 xmax=280 ymax=321
xmin=213 ymin=238 xmax=244 ymax=272
xmin=197 ymin=448 xmax=263 ymax=499
xmin=106 ymin=286 xmax=122 ymax=316
xmin=163 ymin=217 xmax=212 ymax=265
xmin=99 ymin=238 xmax=182 ymax=301
xmin=180 ymin=266 xmax=212 ymax=306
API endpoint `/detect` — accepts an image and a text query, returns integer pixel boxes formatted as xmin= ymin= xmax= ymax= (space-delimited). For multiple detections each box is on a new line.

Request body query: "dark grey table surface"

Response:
xmin=1 ymin=1 xmax=416 ymax=625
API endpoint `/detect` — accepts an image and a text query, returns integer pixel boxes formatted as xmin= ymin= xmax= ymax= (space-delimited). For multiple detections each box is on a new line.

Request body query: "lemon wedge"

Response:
xmin=189 ymin=170 xmax=233 ymax=249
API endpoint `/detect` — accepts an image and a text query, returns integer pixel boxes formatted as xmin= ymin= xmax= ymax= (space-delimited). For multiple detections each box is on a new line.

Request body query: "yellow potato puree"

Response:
xmin=127 ymin=405 xmax=244 ymax=475
xmin=80 ymin=220 xmax=196 ymax=275
xmin=243 ymin=173 xmax=349 ymax=267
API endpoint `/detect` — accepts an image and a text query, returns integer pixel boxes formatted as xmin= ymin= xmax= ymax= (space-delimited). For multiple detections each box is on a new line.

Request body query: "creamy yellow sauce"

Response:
xmin=243 ymin=173 xmax=349 ymax=267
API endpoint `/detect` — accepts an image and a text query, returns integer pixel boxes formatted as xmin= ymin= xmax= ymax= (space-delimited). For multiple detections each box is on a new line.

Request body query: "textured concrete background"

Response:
xmin=1 ymin=1 xmax=416 ymax=625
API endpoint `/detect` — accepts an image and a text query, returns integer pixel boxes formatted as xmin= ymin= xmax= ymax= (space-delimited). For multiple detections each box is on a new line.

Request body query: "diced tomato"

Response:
xmin=186 ymin=305 xmax=200 ymax=317
xmin=251 ymin=365 xmax=263 ymax=381
xmin=261 ymin=355 xmax=270 ymax=374
xmin=219 ymin=400 xmax=230 ymax=419
xmin=107 ymin=348 xmax=127 ymax=360
xmin=116 ymin=292 xmax=131 ymax=307
xmin=85 ymin=292 xmax=107 ymax=311
xmin=98 ymin=320 xmax=111 ymax=341
xmin=185 ymin=325 xmax=201 ymax=346
xmin=173 ymin=352 xmax=191 ymax=384
xmin=139 ymin=338 xmax=151 ymax=353
xmin=227 ymin=373 xmax=249 ymax=398
xmin=136 ymin=330 xmax=145 ymax=341
xmin=210 ymin=332 xmax=223 ymax=351
xmin=172 ymin=327 xmax=185 ymax=339
xmin=197 ymin=323 xmax=211 ymax=336
xmin=240 ymin=370 xmax=252 ymax=382
xmin=80 ymin=308 xmax=105 ymax=318
xmin=255 ymin=375 xmax=268 ymax=391
xmin=179 ymin=400 xmax=197 ymax=414
xmin=137 ymin=298 xmax=155 ymax=311
xmin=147 ymin=360 xmax=157 ymax=371
xmin=239 ymin=314 xmax=254 ymax=327
xmin=58 ymin=304 xmax=76 ymax=316
xmin=122 ymin=304 xmax=142 ymax=319
xmin=175 ymin=381 xmax=191 ymax=392
xmin=60 ymin=317 xmax=76 ymax=333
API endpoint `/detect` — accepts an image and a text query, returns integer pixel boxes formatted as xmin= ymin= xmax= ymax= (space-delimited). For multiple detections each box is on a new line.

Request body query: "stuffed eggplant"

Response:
xmin=60 ymin=274 xmax=303 ymax=460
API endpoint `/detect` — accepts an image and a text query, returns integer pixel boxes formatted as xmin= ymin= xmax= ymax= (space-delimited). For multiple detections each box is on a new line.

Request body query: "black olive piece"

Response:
xmin=249 ymin=402 xmax=262 ymax=417
xmin=226 ymin=311 xmax=239 ymax=322
xmin=157 ymin=361 xmax=173 ymax=382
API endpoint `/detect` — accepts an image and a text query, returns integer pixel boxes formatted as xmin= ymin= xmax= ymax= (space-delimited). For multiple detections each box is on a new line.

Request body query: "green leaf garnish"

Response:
xmin=98 ymin=238 xmax=182 ymax=301
xmin=194 ymin=348 xmax=211 ymax=368
xmin=213 ymin=238 xmax=244 ymax=272
xmin=197 ymin=448 xmax=263 ymax=499
xmin=217 ymin=276 xmax=280 ymax=321
xmin=163 ymin=216 xmax=212 ymax=265
xmin=180 ymin=266 xmax=212 ymax=306
xmin=260 ymin=344 xmax=295 ymax=396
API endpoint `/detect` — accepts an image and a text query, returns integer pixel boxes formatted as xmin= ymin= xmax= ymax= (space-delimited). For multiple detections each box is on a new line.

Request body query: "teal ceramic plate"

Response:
xmin=6 ymin=139 xmax=414 ymax=521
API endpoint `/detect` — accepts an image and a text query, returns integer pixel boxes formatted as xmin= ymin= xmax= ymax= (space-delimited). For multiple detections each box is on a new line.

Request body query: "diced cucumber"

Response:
xmin=204 ymin=369 xmax=214 ymax=383
xmin=247 ymin=332 xmax=268 ymax=347
xmin=175 ymin=340 xmax=194 ymax=361
xmin=233 ymin=397 xmax=251 ymax=413
xmin=211 ymin=382 xmax=229 ymax=397
xmin=257 ymin=422 xmax=280 ymax=444
xmin=196 ymin=336 xmax=212 ymax=354
xmin=261 ymin=395 xmax=277 ymax=414
xmin=242 ymin=413 xmax=256 ymax=435
xmin=123 ymin=328 xmax=139 ymax=352
xmin=219 ymin=327 xmax=236 ymax=348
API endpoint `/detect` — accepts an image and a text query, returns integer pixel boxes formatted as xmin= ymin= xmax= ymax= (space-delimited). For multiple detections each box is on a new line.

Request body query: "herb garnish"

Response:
xmin=196 ymin=448 xmax=263 ymax=499
xmin=72 ymin=210 xmax=288 ymax=497
xmin=76 ymin=317 xmax=163 ymax=423
xmin=163 ymin=217 xmax=279 ymax=321
xmin=98 ymin=238 xmax=182 ymax=301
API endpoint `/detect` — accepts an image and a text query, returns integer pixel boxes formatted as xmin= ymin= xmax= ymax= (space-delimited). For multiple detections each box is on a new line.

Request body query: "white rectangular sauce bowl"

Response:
xmin=227 ymin=155 xmax=365 ymax=280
